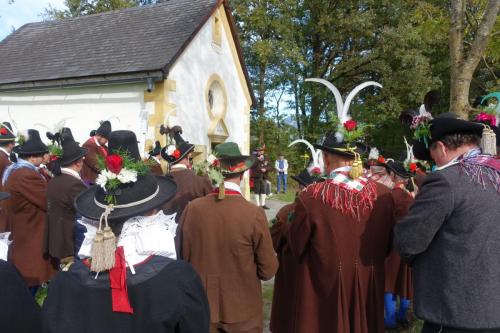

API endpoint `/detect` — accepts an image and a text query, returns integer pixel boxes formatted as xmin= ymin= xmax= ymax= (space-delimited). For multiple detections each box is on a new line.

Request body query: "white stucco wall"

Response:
xmin=166 ymin=8 xmax=251 ymax=154
xmin=0 ymin=84 xmax=151 ymax=155
xmin=0 ymin=6 xmax=251 ymax=162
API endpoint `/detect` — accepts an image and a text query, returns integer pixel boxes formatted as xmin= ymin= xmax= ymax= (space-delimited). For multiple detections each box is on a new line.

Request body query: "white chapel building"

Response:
xmin=0 ymin=0 xmax=254 ymax=178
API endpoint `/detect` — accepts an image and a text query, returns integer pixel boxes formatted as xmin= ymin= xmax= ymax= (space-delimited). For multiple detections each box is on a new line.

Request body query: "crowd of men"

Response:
xmin=0 ymin=108 xmax=499 ymax=333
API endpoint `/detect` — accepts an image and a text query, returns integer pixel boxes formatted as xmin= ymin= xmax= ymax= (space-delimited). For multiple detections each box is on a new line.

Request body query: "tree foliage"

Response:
xmin=40 ymin=0 xmax=500 ymax=162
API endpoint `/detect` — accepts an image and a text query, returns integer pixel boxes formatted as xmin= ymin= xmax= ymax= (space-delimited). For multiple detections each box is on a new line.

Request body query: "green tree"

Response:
xmin=449 ymin=0 xmax=500 ymax=119
xmin=43 ymin=0 xmax=163 ymax=19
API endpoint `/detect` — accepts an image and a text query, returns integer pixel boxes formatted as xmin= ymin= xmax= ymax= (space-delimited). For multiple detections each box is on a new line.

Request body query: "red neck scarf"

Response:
xmin=109 ymin=246 xmax=134 ymax=314
xmin=210 ymin=188 xmax=242 ymax=196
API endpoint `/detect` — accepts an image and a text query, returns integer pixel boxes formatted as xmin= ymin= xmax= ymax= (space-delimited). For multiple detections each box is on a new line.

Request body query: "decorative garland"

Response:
xmin=96 ymin=150 xmax=151 ymax=204
xmin=411 ymin=115 xmax=433 ymax=148
xmin=47 ymin=144 xmax=63 ymax=161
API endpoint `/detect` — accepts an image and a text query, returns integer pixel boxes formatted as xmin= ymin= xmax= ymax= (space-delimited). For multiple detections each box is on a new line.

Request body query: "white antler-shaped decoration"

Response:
xmin=403 ymin=137 xmax=416 ymax=165
xmin=305 ymin=78 xmax=382 ymax=141
xmin=34 ymin=117 xmax=73 ymax=135
xmin=288 ymin=139 xmax=324 ymax=174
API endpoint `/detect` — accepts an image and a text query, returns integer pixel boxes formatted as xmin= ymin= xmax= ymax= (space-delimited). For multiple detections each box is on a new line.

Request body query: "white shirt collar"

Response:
xmin=171 ymin=164 xmax=188 ymax=170
xmin=223 ymin=181 xmax=242 ymax=194
xmin=436 ymin=158 xmax=458 ymax=171
xmin=331 ymin=166 xmax=351 ymax=174
xmin=61 ymin=167 xmax=82 ymax=180
xmin=93 ymin=136 xmax=103 ymax=148
xmin=0 ymin=147 xmax=9 ymax=157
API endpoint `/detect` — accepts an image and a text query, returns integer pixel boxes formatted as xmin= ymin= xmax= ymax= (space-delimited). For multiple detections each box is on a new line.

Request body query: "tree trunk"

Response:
xmin=449 ymin=0 xmax=500 ymax=119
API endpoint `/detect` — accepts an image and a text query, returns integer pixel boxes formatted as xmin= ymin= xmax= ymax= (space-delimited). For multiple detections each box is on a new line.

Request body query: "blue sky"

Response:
xmin=0 ymin=0 xmax=66 ymax=41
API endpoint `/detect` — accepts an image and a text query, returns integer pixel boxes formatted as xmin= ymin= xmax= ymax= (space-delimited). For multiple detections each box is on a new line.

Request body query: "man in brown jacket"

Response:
xmin=178 ymin=142 xmax=278 ymax=333
xmin=383 ymin=160 xmax=415 ymax=329
xmin=44 ymin=129 xmax=87 ymax=267
xmin=0 ymin=122 xmax=16 ymax=232
xmin=147 ymin=140 xmax=164 ymax=176
xmin=2 ymin=129 xmax=57 ymax=290
xmin=288 ymin=132 xmax=395 ymax=333
xmin=270 ymin=169 xmax=319 ymax=333
xmin=162 ymin=127 xmax=212 ymax=222
xmin=80 ymin=120 xmax=111 ymax=185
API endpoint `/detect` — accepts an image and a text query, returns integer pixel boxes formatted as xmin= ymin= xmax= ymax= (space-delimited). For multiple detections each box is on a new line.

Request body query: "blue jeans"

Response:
xmin=277 ymin=173 xmax=287 ymax=192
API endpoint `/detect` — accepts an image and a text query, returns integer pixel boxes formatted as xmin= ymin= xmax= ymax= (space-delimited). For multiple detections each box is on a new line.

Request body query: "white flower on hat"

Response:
xmin=207 ymin=154 xmax=217 ymax=165
xmin=96 ymin=170 xmax=117 ymax=190
xmin=166 ymin=145 xmax=176 ymax=156
xmin=117 ymin=168 xmax=138 ymax=184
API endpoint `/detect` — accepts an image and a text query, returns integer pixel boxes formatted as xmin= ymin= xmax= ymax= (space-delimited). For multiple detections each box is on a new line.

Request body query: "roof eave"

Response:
xmin=0 ymin=70 xmax=164 ymax=92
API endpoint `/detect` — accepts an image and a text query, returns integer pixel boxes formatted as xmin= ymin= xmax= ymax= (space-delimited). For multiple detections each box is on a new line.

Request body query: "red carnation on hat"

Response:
xmin=106 ymin=154 xmax=123 ymax=174
xmin=410 ymin=163 xmax=417 ymax=173
xmin=311 ymin=167 xmax=321 ymax=176
xmin=173 ymin=150 xmax=181 ymax=159
xmin=377 ymin=156 xmax=385 ymax=163
xmin=343 ymin=120 xmax=357 ymax=132
xmin=50 ymin=154 xmax=59 ymax=162
xmin=0 ymin=127 xmax=7 ymax=136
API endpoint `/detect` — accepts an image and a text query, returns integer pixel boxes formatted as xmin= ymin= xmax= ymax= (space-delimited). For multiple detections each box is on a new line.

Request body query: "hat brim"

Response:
xmin=75 ymin=176 xmax=177 ymax=221
xmin=169 ymin=144 xmax=195 ymax=164
xmin=385 ymin=162 xmax=411 ymax=179
xmin=313 ymin=143 xmax=357 ymax=158
xmin=220 ymin=156 xmax=254 ymax=176
xmin=60 ymin=147 xmax=88 ymax=166
xmin=291 ymin=175 xmax=308 ymax=187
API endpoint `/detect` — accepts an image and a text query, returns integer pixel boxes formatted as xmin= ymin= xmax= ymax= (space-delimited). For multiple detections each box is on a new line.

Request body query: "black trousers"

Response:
xmin=422 ymin=322 xmax=500 ymax=333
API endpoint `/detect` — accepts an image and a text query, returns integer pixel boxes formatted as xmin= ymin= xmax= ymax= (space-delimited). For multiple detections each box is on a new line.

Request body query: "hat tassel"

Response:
xmin=480 ymin=125 xmax=497 ymax=156
xmin=218 ymin=182 xmax=225 ymax=200
xmin=91 ymin=205 xmax=116 ymax=273
xmin=349 ymin=153 xmax=363 ymax=179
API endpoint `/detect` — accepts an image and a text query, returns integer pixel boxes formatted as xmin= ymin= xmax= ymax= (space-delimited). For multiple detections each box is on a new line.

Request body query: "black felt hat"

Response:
xmin=107 ymin=130 xmax=141 ymax=160
xmin=95 ymin=121 xmax=112 ymax=138
xmin=60 ymin=137 xmax=87 ymax=167
xmin=0 ymin=122 xmax=16 ymax=143
xmin=16 ymin=129 xmax=49 ymax=156
xmin=413 ymin=113 xmax=484 ymax=161
xmin=385 ymin=160 xmax=411 ymax=179
xmin=161 ymin=130 xmax=195 ymax=164
xmin=313 ymin=132 xmax=364 ymax=159
xmin=149 ymin=141 xmax=162 ymax=157
xmin=291 ymin=169 xmax=316 ymax=187
xmin=75 ymin=130 xmax=177 ymax=221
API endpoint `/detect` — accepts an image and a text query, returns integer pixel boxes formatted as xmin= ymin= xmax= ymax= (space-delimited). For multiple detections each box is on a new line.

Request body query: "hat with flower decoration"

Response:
xmin=411 ymin=112 xmax=484 ymax=161
xmin=203 ymin=142 xmax=254 ymax=199
xmin=0 ymin=122 xmax=16 ymax=143
xmin=306 ymin=78 xmax=382 ymax=179
xmin=160 ymin=125 xmax=194 ymax=164
xmin=75 ymin=130 xmax=177 ymax=276
xmin=15 ymin=129 xmax=49 ymax=156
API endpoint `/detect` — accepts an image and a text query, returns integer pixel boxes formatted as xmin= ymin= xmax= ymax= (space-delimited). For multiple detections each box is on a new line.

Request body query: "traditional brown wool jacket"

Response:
xmin=44 ymin=173 xmax=86 ymax=260
xmin=148 ymin=157 xmax=164 ymax=176
xmin=80 ymin=137 xmax=107 ymax=184
xmin=177 ymin=190 xmax=278 ymax=325
xmin=288 ymin=180 xmax=395 ymax=333
xmin=4 ymin=167 xmax=56 ymax=286
xmin=384 ymin=185 xmax=414 ymax=299
xmin=162 ymin=167 xmax=212 ymax=222
xmin=0 ymin=150 xmax=12 ymax=232
xmin=269 ymin=202 xmax=297 ymax=333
